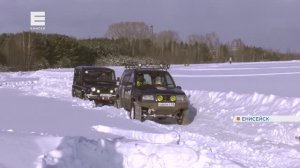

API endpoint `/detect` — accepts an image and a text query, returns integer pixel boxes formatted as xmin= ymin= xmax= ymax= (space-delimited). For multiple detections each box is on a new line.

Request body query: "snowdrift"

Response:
xmin=1 ymin=61 xmax=300 ymax=167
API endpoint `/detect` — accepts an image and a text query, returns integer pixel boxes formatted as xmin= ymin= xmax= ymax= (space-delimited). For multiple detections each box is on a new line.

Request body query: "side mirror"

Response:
xmin=176 ymin=86 xmax=182 ymax=89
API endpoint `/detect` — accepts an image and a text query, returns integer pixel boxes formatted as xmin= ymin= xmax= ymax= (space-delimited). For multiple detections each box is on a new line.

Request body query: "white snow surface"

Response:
xmin=1 ymin=61 xmax=300 ymax=168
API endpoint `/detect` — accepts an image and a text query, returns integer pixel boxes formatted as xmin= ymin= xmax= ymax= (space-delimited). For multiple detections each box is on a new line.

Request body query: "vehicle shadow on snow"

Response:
xmin=150 ymin=103 xmax=197 ymax=125
xmin=41 ymin=136 xmax=124 ymax=168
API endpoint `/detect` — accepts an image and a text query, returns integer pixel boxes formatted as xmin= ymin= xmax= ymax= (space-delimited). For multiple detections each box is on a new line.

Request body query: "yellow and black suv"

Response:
xmin=116 ymin=64 xmax=189 ymax=125
xmin=72 ymin=66 xmax=117 ymax=105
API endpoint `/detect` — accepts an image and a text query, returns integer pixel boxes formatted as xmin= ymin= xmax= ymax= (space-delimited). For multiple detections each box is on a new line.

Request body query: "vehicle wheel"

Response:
xmin=81 ymin=92 xmax=88 ymax=100
xmin=94 ymin=100 xmax=102 ymax=107
xmin=114 ymin=99 xmax=121 ymax=109
xmin=177 ymin=109 xmax=189 ymax=125
xmin=130 ymin=104 xmax=135 ymax=120
xmin=130 ymin=102 xmax=144 ymax=122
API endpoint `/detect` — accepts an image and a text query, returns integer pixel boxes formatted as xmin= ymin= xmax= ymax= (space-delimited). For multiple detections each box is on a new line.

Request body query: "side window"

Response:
xmin=129 ymin=72 xmax=134 ymax=83
xmin=143 ymin=74 xmax=152 ymax=85
xmin=76 ymin=70 xmax=81 ymax=85
xmin=165 ymin=74 xmax=175 ymax=87
xmin=122 ymin=72 xmax=133 ymax=85
xmin=73 ymin=70 xmax=77 ymax=82
xmin=120 ymin=72 xmax=126 ymax=84
xmin=74 ymin=69 xmax=80 ymax=85
xmin=123 ymin=74 xmax=129 ymax=83
xmin=112 ymin=72 xmax=116 ymax=80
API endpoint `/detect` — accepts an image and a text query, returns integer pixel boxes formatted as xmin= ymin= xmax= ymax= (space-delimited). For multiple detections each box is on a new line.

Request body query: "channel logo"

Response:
xmin=30 ymin=11 xmax=45 ymax=30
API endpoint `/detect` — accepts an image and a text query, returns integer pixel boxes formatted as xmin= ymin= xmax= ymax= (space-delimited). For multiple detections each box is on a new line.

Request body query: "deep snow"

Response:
xmin=1 ymin=61 xmax=300 ymax=168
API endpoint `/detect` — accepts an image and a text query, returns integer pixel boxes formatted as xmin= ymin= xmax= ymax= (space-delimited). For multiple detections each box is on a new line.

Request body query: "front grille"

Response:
xmin=100 ymin=88 xmax=110 ymax=93
xmin=92 ymin=87 xmax=113 ymax=94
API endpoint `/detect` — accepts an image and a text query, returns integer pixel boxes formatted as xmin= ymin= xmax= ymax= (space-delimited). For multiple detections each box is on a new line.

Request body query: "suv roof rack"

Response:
xmin=124 ymin=63 xmax=170 ymax=71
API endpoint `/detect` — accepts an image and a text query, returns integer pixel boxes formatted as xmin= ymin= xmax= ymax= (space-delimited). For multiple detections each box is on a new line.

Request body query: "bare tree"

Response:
xmin=230 ymin=38 xmax=245 ymax=61
xmin=230 ymin=38 xmax=245 ymax=51
xmin=155 ymin=30 xmax=180 ymax=44
xmin=187 ymin=34 xmax=205 ymax=44
xmin=204 ymin=32 xmax=220 ymax=49
xmin=154 ymin=30 xmax=180 ymax=58
xmin=105 ymin=22 xmax=152 ymax=57
xmin=188 ymin=32 xmax=220 ymax=59
xmin=105 ymin=22 xmax=152 ymax=40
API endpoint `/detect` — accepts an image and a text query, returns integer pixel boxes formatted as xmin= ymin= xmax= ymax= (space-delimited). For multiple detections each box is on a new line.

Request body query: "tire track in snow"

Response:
xmin=92 ymin=125 xmax=180 ymax=144
xmin=0 ymin=80 xmax=38 ymax=88
xmin=154 ymin=90 xmax=300 ymax=167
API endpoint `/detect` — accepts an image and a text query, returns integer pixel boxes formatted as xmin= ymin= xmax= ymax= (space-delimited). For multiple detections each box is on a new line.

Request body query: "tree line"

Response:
xmin=0 ymin=21 xmax=299 ymax=71
xmin=0 ymin=32 xmax=96 ymax=71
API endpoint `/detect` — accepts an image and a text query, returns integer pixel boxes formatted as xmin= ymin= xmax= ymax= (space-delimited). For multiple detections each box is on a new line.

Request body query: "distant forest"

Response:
xmin=0 ymin=21 xmax=299 ymax=71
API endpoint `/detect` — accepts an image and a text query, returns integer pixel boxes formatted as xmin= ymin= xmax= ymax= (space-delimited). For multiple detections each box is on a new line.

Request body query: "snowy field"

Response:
xmin=1 ymin=61 xmax=300 ymax=168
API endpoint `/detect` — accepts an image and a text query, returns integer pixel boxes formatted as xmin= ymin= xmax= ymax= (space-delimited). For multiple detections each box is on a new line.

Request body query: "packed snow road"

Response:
xmin=1 ymin=61 xmax=300 ymax=168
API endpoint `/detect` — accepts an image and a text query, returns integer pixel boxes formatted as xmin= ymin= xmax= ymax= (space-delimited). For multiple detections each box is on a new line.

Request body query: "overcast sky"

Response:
xmin=0 ymin=0 xmax=299 ymax=52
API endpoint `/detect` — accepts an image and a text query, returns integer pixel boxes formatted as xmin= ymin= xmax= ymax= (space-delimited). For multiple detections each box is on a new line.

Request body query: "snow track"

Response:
xmin=93 ymin=125 xmax=180 ymax=144
xmin=1 ymin=61 xmax=300 ymax=167
xmin=0 ymin=80 xmax=38 ymax=88
xmin=168 ymin=90 xmax=300 ymax=167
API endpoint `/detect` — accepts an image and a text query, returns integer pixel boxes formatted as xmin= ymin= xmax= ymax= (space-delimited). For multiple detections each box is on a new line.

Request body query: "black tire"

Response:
xmin=177 ymin=109 xmax=189 ymax=125
xmin=81 ymin=91 xmax=88 ymax=100
xmin=130 ymin=102 xmax=144 ymax=122
xmin=114 ymin=99 xmax=121 ymax=109
xmin=94 ymin=100 xmax=102 ymax=107
xmin=130 ymin=104 xmax=135 ymax=120
xmin=80 ymin=91 xmax=84 ymax=99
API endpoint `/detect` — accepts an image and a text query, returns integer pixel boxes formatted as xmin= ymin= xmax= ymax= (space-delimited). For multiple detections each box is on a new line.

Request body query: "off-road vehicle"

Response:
xmin=115 ymin=64 xmax=189 ymax=125
xmin=72 ymin=66 xmax=117 ymax=105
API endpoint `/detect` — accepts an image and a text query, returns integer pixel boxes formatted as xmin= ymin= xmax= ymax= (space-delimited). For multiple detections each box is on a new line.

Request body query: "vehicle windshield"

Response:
xmin=84 ymin=70 xmax=115 ymax=82
xmin=136 ymin=71 xmax=175 ymax=88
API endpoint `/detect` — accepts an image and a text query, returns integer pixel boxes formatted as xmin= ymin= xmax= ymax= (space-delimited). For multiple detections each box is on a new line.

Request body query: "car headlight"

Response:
xmin=142 ymin=95 xmax=154 ymax=101
xmin=176 ymin=95 xmax=186 ymax=102
xmin=110 ymin=89 xmax=114 ymax=93
xmin=156 ymin=95 xmax=163 ymax=102
xmin=96 ymin=89 xmax=100 ymax=93
xmin=91 ymin=87 xmax=96 ymax=92
xmin=170 ymin=95 xmax=176 ymax=102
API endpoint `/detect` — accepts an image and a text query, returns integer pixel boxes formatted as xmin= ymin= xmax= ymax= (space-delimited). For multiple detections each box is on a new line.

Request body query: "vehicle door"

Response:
xmin=118 ymin=71 xmax=126 ymax=107
xmin=122 ymin=72 xmax=134 ymax=110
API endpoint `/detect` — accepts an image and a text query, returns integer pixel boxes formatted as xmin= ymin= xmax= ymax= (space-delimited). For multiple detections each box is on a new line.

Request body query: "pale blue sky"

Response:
xmin=0 ymin=0 xmax=299 ymax=52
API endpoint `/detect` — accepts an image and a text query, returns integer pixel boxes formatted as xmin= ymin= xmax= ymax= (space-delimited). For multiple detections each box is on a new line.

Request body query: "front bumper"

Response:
xmin=138 ymin=101 xmax=188 ymax=117
xmin=86 ymin=93 xmax=116 ymax=102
